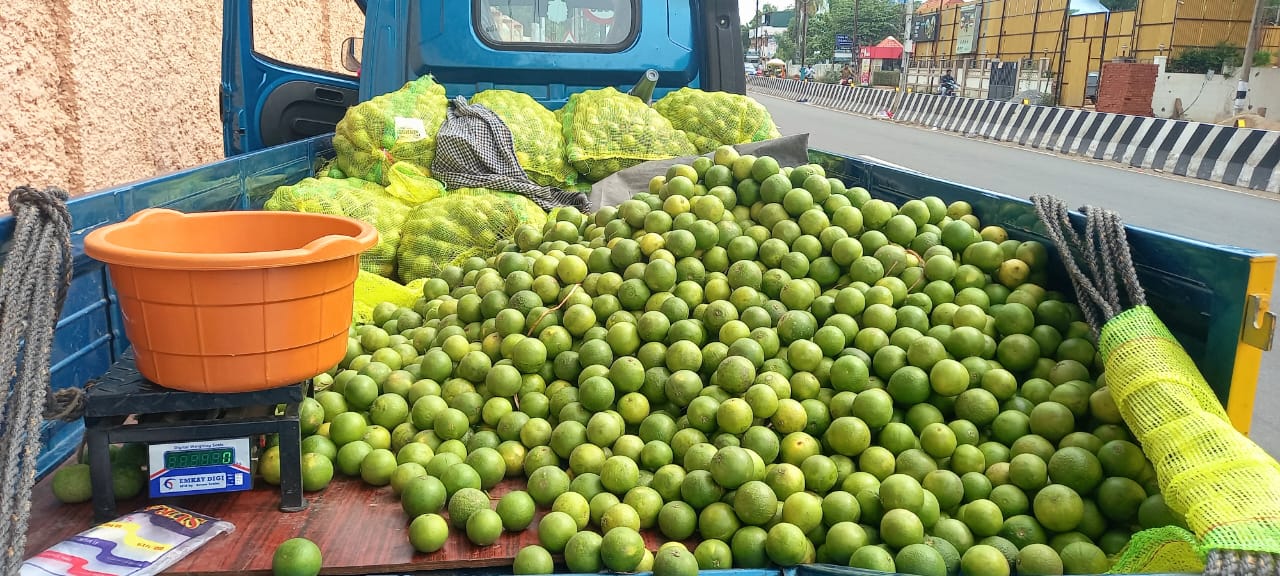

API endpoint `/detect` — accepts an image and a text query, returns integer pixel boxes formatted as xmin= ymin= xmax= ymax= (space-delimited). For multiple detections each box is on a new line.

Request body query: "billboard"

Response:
xmin=912 ymin=14 xmax=939 ymax=43
xmin=955 ymin=4 xmax=982 ymax=54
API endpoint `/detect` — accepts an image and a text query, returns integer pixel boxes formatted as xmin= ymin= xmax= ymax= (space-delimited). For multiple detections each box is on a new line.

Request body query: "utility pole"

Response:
xmin=799 ymin=0 xmax=809 ymax=72
xmin=754 ymin=0 xmax=761 ymax=60
xmin=1237 ymin=0 xmax=1267 ymax=114
xmin=894 ymin=6 xmax=913 ymax=115
xmin=852 ymin=0 xmax=862 ymax=79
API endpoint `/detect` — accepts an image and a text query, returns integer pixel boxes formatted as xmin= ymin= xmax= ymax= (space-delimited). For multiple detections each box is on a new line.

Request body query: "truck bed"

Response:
xmin=8 ymin=133 xmax=1274 ymax=575
xmin=2 ymin=135 xmax=1272 ymax=483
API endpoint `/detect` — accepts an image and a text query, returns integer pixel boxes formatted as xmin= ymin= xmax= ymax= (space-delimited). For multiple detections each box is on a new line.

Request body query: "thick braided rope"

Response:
xmin=1103 ymin=207 xmax=1146 ymax=308
xmin=0 ymin=186 xmax=74 ymax=575
xmin=1083 ymin=205 xmax=1120 ymax=315
xmin=1030 ymin=195 xmax=1111 ymax=331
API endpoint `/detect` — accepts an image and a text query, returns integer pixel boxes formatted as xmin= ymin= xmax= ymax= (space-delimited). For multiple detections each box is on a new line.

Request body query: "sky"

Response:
xmin=738 ymin=0 xmax=795 ymax=20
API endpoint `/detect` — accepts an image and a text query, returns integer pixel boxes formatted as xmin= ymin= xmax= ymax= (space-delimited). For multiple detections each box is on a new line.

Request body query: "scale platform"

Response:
xmin=83 ymin=350 xmax=307 ymax=523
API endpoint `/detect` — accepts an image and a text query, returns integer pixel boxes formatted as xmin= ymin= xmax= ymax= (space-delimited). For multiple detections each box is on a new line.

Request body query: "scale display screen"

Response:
xmin=164 ymin=448 xmax=235 ymax=469
xmin=148 ymin=438 xmax=253 ymax=498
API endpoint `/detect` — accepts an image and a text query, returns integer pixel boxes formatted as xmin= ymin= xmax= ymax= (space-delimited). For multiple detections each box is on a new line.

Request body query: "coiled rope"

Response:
xmin=0 ymin=186 xmax=77 ymax=575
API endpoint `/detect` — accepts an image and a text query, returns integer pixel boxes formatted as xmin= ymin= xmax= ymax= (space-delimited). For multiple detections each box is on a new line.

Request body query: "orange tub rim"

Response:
xmin=84 ymin=208 xmax=379 ymax=271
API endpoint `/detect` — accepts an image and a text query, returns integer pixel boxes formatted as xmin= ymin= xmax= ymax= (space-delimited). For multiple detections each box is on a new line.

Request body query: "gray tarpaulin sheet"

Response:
xmin=588 ymin=134 xmax=811 ymax=209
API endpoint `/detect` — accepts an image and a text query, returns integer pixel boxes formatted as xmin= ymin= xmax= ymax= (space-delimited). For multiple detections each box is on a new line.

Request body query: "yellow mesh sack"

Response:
xmin=385 ymin=161 xmax=445 ymax=204
xmin=352 ymin=270 xmax=426 ymax=324
xmin=1098 ymin=306 xmax=1280 ymax=557
xmin=1110 ymin=526 xmax=1206 ymax=573
xmin=396 ymin=188 xmax=548 ymax=283
xmin=561 ymin=87 xmax=697 ymax=181
xmin=469 ymin=89 xmax=578 ymax=188
xmin=333 ymin=76 xmax=449 ymax=185
xmin=264 ymin=176 xmax=431 ymax=278
xmin=654 ymin=87 xmax=782 ymax=153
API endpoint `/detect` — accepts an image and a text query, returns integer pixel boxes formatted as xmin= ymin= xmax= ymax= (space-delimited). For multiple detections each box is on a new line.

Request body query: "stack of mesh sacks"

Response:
xmin=561 ymin=87 xmax=697 ymax=181
xmin=654 ymin=87 xmax=782 ymax=153
xmin=332 ymin=75 xmax=449 ymax=185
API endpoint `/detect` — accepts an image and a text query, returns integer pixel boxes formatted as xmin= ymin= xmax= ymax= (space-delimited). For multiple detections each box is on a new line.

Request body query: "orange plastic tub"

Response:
xmin=84 ymin=208 xmax=378 ymax=393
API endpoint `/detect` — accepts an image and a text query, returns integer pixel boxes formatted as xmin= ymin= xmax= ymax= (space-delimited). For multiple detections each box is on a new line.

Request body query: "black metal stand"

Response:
xmin=83 ymin=350 xmax=307 ymax=523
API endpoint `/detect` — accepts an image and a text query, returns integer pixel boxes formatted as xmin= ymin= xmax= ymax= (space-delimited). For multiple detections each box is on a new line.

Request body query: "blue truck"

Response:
xmin=3 ymin=0 xmax=1275 ymax=574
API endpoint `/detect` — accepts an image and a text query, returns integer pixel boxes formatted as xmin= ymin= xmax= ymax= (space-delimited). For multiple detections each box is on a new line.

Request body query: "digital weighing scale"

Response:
xmin=83 ymin=349 xmax=308 ymax=522
xmin=148 ymin=438 xmax=253 ymax=498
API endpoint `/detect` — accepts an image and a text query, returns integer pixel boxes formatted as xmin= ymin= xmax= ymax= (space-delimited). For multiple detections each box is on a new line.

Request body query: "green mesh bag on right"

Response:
xmin=561 ymin=87 xmax=697 ymax=182
xmin=332 ymin=75 xmax=449 ymax=185
xmin=654 ymin=87 xmax=782 ymax=153
xmin=469 ymin=89 xmax=578 ymax=188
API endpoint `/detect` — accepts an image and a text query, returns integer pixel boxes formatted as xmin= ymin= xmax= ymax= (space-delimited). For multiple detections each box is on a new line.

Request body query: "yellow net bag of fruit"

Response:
xmin=654 ymin=87 xmax=782 ymax=153
xmin=352 ymin=270 xmax=426 ymax=324
xmin=396 ymin=188 xmax=547 ymax=284
xmin=560 ymin=87 xmax=696 ymax=182
xmin=333 ymin=76 xmax=449 ymax=185
xmin=1032 ymin=197 xmax=1280 ymax=574
xmin=469 ymin=89 xmax=578 ymax=188
xmin=265 ymin=175 xmax=436 ymax=278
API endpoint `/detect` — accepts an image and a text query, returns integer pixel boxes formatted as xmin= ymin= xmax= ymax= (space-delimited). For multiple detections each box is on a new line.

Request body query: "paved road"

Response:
xmin=753 ymin=92 xmax=1280 ymax=455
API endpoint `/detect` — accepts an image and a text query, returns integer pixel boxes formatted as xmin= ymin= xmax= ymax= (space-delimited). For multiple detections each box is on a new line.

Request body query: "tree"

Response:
xmin=801 ymin=0 xmax=907 ymax=63
xmin=1099 ymin=0 xmax=1138 ymax=10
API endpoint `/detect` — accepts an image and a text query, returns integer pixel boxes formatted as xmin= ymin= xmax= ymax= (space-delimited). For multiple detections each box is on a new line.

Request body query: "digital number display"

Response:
xmin=164 ymin=448 xmax=234 ymax=469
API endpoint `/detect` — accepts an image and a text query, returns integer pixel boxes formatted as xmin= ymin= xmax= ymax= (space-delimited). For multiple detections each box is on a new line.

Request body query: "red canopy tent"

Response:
xmin=859 ymin=36 xmax=904 ymax=62
xmin=857 ymin=37 xmax=906 ymax=86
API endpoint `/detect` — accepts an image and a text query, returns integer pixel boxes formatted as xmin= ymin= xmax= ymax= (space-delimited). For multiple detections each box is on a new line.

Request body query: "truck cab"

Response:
xmin=223 ymin=0 xmax=746 ymax=157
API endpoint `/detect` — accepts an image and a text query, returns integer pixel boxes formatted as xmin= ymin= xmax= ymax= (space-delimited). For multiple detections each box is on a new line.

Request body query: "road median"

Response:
xmin=748 ymin=76 xmax=1280 ymax=194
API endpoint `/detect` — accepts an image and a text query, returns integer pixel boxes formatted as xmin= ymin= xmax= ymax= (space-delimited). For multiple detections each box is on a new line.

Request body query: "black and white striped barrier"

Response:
xmin=745 ymin=76 xmax=896 ymax=119
xmin=744 ymin=75 xmax=1280 ymax=193
xmin=896 ymin=92 xmax=1280 ymax=193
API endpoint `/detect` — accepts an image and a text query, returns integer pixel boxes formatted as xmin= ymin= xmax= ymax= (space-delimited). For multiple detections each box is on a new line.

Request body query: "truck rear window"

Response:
xmin=475 ymin=0 xmax=638 ymax=52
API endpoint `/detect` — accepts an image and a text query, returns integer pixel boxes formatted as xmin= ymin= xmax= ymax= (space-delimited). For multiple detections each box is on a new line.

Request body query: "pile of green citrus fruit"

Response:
xmin=277 ymin=149 xmax=1188 ymax=575
xmin=52 ymin=444 xmax=147 ymax=504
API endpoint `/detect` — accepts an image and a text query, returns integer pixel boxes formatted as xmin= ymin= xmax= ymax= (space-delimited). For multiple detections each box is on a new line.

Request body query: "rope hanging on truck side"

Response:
xmin=0 ymin=186 xmax=77 ymax=576
xmin=1032 ymin=194 xmax=1280 ymax=576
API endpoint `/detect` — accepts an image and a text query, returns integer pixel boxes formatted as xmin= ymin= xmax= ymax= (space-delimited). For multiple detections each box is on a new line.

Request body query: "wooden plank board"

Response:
xmin=24 ymin=466 xmax=690 ymax=576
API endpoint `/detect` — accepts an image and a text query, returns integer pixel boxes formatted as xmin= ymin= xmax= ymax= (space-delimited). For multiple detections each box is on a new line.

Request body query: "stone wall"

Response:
xmin=0 ymin=0 xmax=363 ymax=213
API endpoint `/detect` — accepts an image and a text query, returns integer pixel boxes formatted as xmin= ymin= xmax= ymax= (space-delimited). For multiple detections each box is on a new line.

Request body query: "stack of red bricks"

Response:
xmin=1095 ymin=62 xmax=1158 ymax=116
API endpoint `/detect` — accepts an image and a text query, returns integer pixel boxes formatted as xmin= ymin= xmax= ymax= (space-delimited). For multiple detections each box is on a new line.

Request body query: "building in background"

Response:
xmin=748 ymin=9 xmax=795 ymax=60
xmin=906 ymin=0 xmax=1266 ymax=108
